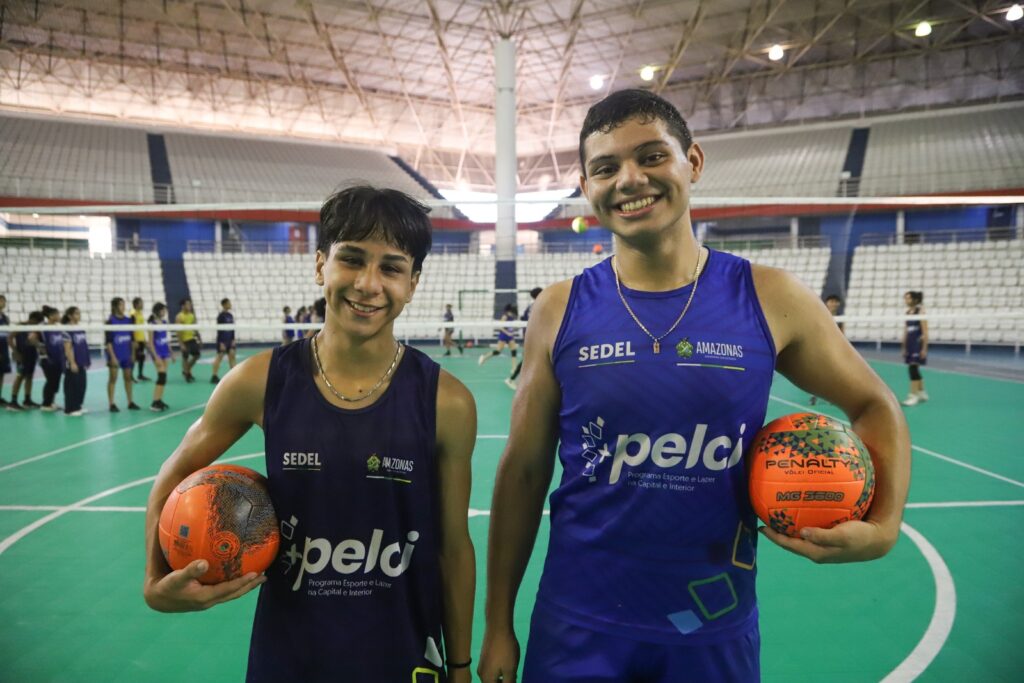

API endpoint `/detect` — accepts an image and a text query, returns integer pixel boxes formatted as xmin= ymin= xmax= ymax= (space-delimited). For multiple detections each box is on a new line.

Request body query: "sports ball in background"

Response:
xmin=159 ymin=464 xmax=280 ymax=584
xmin=748 ymin=412 xmax=875 ymax=537
xmin=571 ymin=216 xmax=588 ymax=233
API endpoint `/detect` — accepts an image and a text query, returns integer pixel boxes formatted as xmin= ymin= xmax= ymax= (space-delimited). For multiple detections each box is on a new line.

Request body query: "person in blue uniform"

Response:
xmin=281 ymin=306 xmax=298 ymax=345
xmin=147 ymin=302 xmax=173 ymax=412
xmin=504 ymin=287 xmax=542 ymax=390
xmin=7 ymin=310 xmax=44 ymax=410
xmin=442 ymin=304 xmax=463 ymax=356
xmin=0 ymin=294 xmax=10 ymax=406
xmin=210 ymin=298 xmax=237 ymax=384
xmin=478 ymin=89 xmax=911 ymax=683
xmin=900 ymin=290 xmax=928 ymax=406
xmin=106 ymin=297 xmax=139 ymax=412
xmin=40 ymin=305 xmax=65 ymax=411
xmin=144 ymin=185 xmax=476 ymax=683
xmin=478 ymin=304 xmax=519 ymax=369
xmin=61 ymin=306 xmax=90 ymax=416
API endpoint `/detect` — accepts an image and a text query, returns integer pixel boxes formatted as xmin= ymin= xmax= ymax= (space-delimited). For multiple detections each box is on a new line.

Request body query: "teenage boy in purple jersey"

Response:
xmin=479 ymin=89 xmax=910 ymax=683
xmin=144 ymin=185 xmax=476 ymax=683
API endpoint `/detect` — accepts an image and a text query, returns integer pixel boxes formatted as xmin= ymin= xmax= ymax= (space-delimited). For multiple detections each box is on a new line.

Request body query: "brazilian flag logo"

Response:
xmin=676 ymin=338 xmax=694 ymax=358
xmin=366 ymin=454 xmax=381 ymax=473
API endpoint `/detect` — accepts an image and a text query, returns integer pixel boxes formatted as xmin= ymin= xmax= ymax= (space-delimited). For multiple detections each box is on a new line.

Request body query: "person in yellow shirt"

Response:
xmin=174 ymin=298 xmax=201 ymax=383
xmin=131 ymin=297 xmax=151 ymax=382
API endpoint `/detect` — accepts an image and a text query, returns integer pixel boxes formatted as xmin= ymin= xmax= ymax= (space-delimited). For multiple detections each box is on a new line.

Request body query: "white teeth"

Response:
xmin=349 ymin=301 xmax=377 ymax=312
xmin=619 ymin=196 xmax=656 ymax=212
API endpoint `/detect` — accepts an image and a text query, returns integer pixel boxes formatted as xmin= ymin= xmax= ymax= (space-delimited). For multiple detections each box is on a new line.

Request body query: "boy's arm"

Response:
xmin=435 ymin=369 xmax=477 ymax=683
xmin=143 ymin=351 xmax=272 ymax=612
xmin=478 ymin=282 xmax=568 ymax=683
xmin=753 ymin=266 xmax=910 ymax=563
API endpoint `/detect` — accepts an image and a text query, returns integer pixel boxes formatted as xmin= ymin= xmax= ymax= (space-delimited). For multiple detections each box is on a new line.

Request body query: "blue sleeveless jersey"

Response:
xmin=248 ymin=339 xmax=447 ymax=683
xmin=904 ymin=306 xmax=924 ymax=363
xmin=106 ymin=315 xmax=133 ymax=362
xmin=43 ymin=329 xmax=65 ymax=366
xmin=538 ymin=250 xmax=775 ymax=644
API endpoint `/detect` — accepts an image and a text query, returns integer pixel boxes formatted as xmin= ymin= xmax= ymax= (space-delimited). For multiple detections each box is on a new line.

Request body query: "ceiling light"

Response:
xmin=32 ymin=213 xmax=39 ymax=218
xmin=589 ymin=75 xmax=605 ymax=90
xmin=914 ymin=21 xmax=932 ymax=37
xmin=768 ymin=44 xmax=785 ymax=61
xmin=639 ymin=65 xmax=656 ymax=81
xmin=1007 ymin=4 xmax=1023 ymax=21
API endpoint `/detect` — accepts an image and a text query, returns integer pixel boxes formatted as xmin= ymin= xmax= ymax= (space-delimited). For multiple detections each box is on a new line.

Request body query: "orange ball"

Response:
xmin=159 ymin=464 xmax=280 ymax=584
xmin=748 ymin=413 xmax=875 ymax=537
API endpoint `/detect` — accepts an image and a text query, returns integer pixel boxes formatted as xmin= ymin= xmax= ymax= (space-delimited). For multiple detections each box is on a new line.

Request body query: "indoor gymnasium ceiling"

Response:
xmin=0 ymin=0 xmax=1021 ymax=191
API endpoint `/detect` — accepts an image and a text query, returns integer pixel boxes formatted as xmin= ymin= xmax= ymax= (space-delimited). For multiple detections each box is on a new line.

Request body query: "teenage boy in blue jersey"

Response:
xmin=143 ymin=186 xmax=476 ymax=683
xmin=479 ymin=89 xmax=910 ymax=683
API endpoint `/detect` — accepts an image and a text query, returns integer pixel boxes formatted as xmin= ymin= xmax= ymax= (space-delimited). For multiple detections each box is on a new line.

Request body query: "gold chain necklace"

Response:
xmin=312 ymin=332 xmax=402 ymax=403
xmin=612 ymin=248 xmax=704 ymax=354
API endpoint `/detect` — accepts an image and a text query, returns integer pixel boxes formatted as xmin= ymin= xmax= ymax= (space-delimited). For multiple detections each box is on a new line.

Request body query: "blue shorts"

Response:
xmin=498 ymin=332 xmax=515 ymax=344
xmin=523 ymin=606 xmax=760 ymax=683
xmin=107 ymin=350 xmax=133 ymax=369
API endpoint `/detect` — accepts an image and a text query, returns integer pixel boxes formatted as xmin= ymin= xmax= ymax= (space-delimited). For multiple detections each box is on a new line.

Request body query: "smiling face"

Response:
xmin=580 ymin=117 xmax=703 ymax=245
xmin=315 ymin=239 xmax=419 ymax=340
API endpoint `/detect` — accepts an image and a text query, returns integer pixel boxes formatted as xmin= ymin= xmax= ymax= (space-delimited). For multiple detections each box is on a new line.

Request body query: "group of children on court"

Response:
xmin=142 ymin=90 xmax=915 ymax=683
xmin=0 ymin=294 xmax=239 ymax=414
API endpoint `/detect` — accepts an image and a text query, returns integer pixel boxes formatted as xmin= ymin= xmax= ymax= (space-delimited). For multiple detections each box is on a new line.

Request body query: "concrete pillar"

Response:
xmin=494 ymin=37 xmax=518 ymax=316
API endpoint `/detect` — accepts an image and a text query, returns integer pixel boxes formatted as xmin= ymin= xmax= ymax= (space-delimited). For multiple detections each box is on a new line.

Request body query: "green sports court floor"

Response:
xmin=1 ymin=348 xmax=1021 ymax=682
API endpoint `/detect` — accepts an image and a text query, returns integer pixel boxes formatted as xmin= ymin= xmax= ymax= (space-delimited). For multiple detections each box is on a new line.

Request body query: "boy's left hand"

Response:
xmin=759 ymin=519 xmax=897 ymax=563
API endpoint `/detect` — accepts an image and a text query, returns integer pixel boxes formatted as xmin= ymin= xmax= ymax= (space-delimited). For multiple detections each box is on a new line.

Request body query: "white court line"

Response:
xmin=0 ymin=505 xmax=146 ymax=512
xmin=0 ymin=452 xmax=262 ymax=557
xmin=0 ymin=460 xmax=956 ymax=681
xmin=769 ymin=395 xmax=1024 ymax=489
xmin=477 ymin=435 xmax=508 ymax=440
xmin=881 ymin=523 xmax=957 ymax=683
xmin=0 ymin=403 xmax=206 ymax=473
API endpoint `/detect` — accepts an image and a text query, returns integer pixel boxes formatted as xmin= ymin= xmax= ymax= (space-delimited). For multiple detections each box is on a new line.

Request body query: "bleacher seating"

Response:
xmin=0 ymin=246 xmax=165 ymax=348
xmin=183 ymin=252 xmax=323 ymax=343
xmin=695 ymin=127 xmax=851 ymax=197
xmin=164 ymin=134 xmax=429 ymax=203
xmin=859 ymin=105 xmax=1024 ymax=196
xmin=724 ymin=246 xmax=831 ymax=294
xmin=845 ymin=239 xmax=1024 ymax=344
xmin=0 ymin=116 xmax=154 ymax=202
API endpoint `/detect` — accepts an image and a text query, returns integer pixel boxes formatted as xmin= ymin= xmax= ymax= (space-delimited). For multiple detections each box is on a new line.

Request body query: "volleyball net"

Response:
xmin=1 ymin=193 xmax=1022 ymax=359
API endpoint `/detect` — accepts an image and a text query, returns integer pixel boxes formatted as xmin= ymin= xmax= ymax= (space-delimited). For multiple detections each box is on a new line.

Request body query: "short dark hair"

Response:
xmin=221 ymin=298 xmax=230 ymax=306
xmin=318 ymin=185 xmax=433 ymax=272
xmin=530 ymin=287 xmax=543 ymax=299
xmin=110 ymin=297 xmax=124 ymax=315
xmin=152 ymin=302 xmax=166 ymax=317
xmin=179 ymin=297 xmax=191 ymax=307
xmin=41 ymin=305 xmax=58 ymax=317
xmin=27 ymin=310 xmax=44 ymax=324
xmin=579 ymin=89 xmax=694 ymax=175
xmin=61 ymin=306 xmax=78 ymax=324
xmin=905 ymin=290 xmax=924 ymax=305
xmin=314 ymin=297 xmax=327 ymax=320
xmin=132 ymin=297 xmax=143 ymax=307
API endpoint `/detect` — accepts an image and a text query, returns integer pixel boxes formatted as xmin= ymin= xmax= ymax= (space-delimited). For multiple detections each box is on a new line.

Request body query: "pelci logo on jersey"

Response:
xmin=365 ymin=452 xmax=415 ymax=484
xmin=579 ymin=415 xmax=747 ymax=484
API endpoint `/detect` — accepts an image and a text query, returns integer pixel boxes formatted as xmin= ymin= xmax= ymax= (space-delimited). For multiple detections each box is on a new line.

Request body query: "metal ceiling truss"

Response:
xmin=0 ymin=0 xmax=1021 ymax=193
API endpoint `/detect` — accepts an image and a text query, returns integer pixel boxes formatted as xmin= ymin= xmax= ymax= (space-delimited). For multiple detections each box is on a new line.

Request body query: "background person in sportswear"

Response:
xmin=39 ymin=305 xmax=65 ymax=411
xmin=143 ymin=185 xmax=476 ymax=683
xmin=210 ymin=297 xmax=237 ymax=384
xmin=442 ymin=304 xmax=463 ymax=356
xmin=505 ymin=287 xmax=542 ymax=390
xmin=106 ymin=297 xmax=139 ymax=412
xmin=174 ymin=298 xmax=201 ymax=383
xmin=901 ymin=290 xmax=928 ymax=406
xmin=478 ymin=89 xmax=910 ymax=683
xmin=7 ymin=310 xmax=44 ymax=410
xmin=809 ymin=294 xmax=845 ymax=405
xmin=0 ymin=294 xmax=10 ymax=405
xmin=61 ymin=306 xmax=90 ymax=416
xmin=147 ymin=302 xmax=173 ymax=411
xmin=478 ymin=303 xmax=519 ymax=369
xmin=132 ymin=296 xmax=151 ymax=381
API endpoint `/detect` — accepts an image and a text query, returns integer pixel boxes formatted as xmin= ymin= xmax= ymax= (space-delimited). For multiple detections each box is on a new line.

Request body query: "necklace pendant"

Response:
xmin=653 ymin=340 xmax=661 ymax=354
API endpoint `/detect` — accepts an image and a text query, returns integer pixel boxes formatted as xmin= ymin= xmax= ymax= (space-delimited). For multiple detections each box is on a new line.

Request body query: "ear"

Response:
xmin=579 ymin=173 xmax=589 ymax=199
xmin=314 ymin=249 xmax=327 ymax=286
xmin=407 ymin=270 xmax=421 ymax=303
xmin=687 ymin=142 xmax=705 ymax=183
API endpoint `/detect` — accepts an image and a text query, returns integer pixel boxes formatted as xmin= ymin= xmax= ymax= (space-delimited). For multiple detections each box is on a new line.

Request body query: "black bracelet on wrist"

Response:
xmin=446 ymin=658 xmax=472 ymax=669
